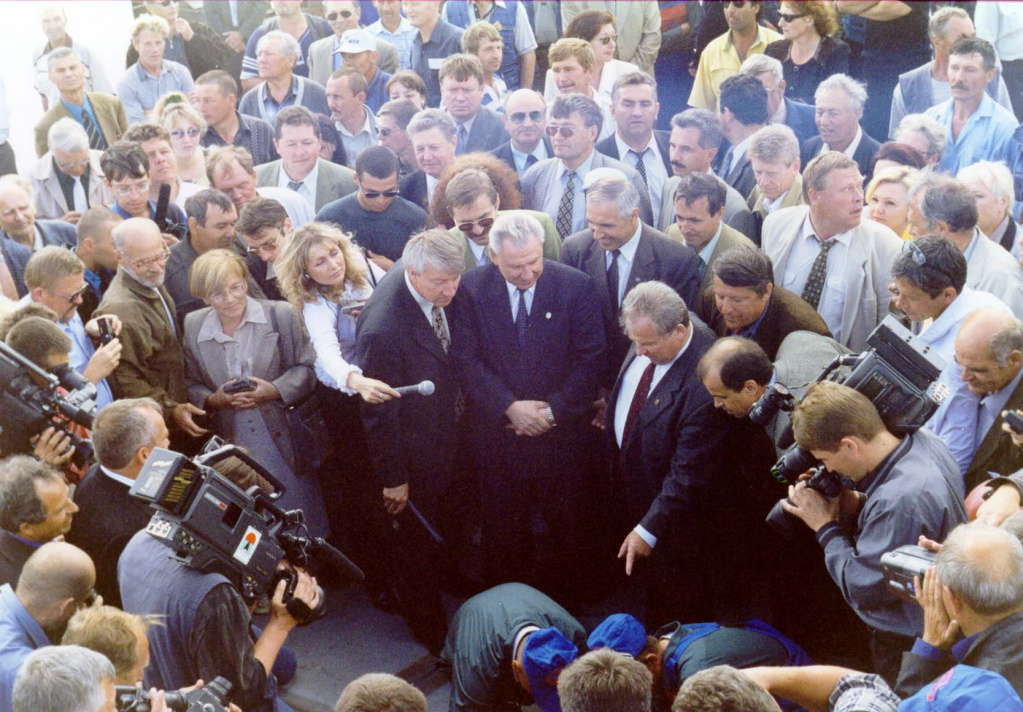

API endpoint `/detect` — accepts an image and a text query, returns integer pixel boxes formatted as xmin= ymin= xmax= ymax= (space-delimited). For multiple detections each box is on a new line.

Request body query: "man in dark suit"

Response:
xmin=441 ymin=55 xmax=509 ymax=156
xmin=66 ymin=398 xmax=168 ymax=608
xmin=203 ymin=0 xmax=270 ymax=54
xmin=717 ymin=74 xmax=767 ymax=201
xmin=399 ymin=109 xmax=458 ymax=210
xmin=451 ymin=212 xmax=605 ymax=602
xmin=0 ymin=177 xmax=76 ymax=254
xmin=608 ymin=281 xmax=775 ymax=625
xmin=0 ymin=237 xmax=33 ymax=299
xmin=489 ymin=89 xmax=553 ymax=176
xmin=739 ymin=54 xmax=818 ymax=146
xmin=355 ymin=228 xmax=466 ymax=655
xmin=561 ymin=174 xmax=700 ymax=387
xmin=799 ymin=75 xmax=881 ymax=179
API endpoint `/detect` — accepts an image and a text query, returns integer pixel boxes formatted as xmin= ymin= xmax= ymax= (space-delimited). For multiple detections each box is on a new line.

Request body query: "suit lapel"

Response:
xmin=251 ymin=319 xmax=279 ymax=380
xmin=196 ymin=330 xmax=232 ymax=387
xmin=585 ymin=241 xmax=614 ymax=309
xmin=629 ymin=231 xmax=655 ymax=290
xmin=401 ymin=283 xmax=450 ymax=363
xmin=523 ymin=269 xmax=555 ymax=365
xmin=315 ymin=160 xmax=329 ymax=210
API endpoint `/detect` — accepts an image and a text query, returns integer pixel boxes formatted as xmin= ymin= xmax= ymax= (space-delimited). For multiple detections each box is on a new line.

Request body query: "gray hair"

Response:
xmin=0 ymin=174 xmax=35 ymax=202
xmin=906 ymin=168 xmax=945 ymax=209
xmin=815 ymin=74 xmax=868 ymax=112
xmin=559 ymin=649 xmax=652 ymax=712
xmin=748 ymin=124 xmax=799 ymax=166
xmin=585 ymin=176 xmax=640 ymax=220
xmin=47 ymin=117 xmax=90 ymax=155
xmin=929 ymin=6 xmax=970 ymax=39
xmin=13 ymin=646 xmax=114 ymax=712
xmin=920 ymin=177 xmax=978 ymax=234
xmin=670 ymin=109 xmax=723 ymax=150
xmin=402 ymin=228 xmax=464 ymax=275
xmin=0 ymin=456 xmax=65 ymax=533
xmin=990 ymin=318 xmax=1023 ymax=367
xmin=673 ymin=666 xmax=777 ymax=712
xmin=335 ymin=673 xmax=428 ymax=712
xmin=896 ymin=114 xmax=947 ymax=160
xmin=958 ymin=161 xmax=1015 ymax=206
xmin=739 ymin=53 xmax=784 ymax=84
xmin=489 ymin=212 xmax=546 ymax=255
xmin=258 ymin=30 xmax=300 ymax=63
xmin=621 ymin=281 xmax=690 ymax=336
xmin=610 ymin=70 xmax=658 ymax=105
xmin=46 ymin=46 xmax=80 ymax=69
xmin=406 ymin=108 xmax=456 ymax=141
xmin=937 ymin=523 xmax=1023 ymax=616
xmin=551 ymin=94 xmax=604 ymax=134
xmin=92 ymin=398 xmax=162 ymax=470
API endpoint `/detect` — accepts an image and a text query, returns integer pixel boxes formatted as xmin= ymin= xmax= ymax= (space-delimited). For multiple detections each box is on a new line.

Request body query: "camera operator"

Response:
xmin=782 ymin=381 xmax=966 ymax=684
xmin=119 ymin=524 xmax=320 ymax=712
xmin=12 ymin=646 xmax=117 ymax=712
xmin=0 ymin=456 xmax=78 ymax=588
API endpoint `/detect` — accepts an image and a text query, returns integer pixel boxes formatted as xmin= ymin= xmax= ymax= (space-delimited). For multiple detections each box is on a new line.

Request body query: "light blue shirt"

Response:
xmin=541 ymin=152 xmax=596 ymax=235
xmin=978 ymin=364 xmax=1023 ymax=452
xmin=506 ymin=281 xmax=535 ymax=321
xmin=0 ymin=584 xmax=50 ymax=712
xmin=117 ymin=60 xmax=195 ymax=124
xmin=510 ymin=141 xmax=549 ymax=176
xmin=60 ymin=94 xmax=100 ymax=136
xmin=927 ymin=92 xmax=1019 ymax=174
xmin=780 ymin=214 xmax=851 ymax=345
xmin=366 ymin=17 xmax=418 ymax=71
xmin=698 ymin=223 xmax=724 ymax=267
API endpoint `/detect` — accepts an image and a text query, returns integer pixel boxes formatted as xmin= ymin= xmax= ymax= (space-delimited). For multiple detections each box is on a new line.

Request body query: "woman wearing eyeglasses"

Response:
xmin=543 ymin=10 xmax=637 ymax=108
xmin=182 ymin=248 xmax=330 ymax=536
xmin=155 ymin=95 xmax=209 ymax=187
xmin=765 ymin=2 xmax=849 ymax=106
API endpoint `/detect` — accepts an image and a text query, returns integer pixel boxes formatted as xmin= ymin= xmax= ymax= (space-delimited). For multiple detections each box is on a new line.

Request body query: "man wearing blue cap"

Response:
xmin=440 ymin=583 xmax=587 ymax=712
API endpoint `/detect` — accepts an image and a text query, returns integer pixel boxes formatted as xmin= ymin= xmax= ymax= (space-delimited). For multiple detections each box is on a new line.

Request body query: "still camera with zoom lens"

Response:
xmin=115 ymin=676 xmax=232 ymax=712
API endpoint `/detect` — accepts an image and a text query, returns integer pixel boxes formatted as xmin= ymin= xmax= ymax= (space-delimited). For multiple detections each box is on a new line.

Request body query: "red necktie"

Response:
xmin=622 ymin=362 xmax=656 ymax=445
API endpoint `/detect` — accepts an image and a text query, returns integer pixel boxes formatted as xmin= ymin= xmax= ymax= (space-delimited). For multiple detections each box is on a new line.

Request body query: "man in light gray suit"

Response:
xmin=520 ymin=94 xmax=652 ymax=242
xmin=761 ymin=152 xmax=901 ymax=352
xmin=254 ymin=106 xmax=356 ymax=213
xmin=440 ymin=54 xmax=508 ymax=156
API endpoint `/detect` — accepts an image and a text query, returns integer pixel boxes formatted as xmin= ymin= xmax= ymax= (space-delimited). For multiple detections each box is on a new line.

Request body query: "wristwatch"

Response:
xmin=544 ymin=406 xmax=557 ymax=427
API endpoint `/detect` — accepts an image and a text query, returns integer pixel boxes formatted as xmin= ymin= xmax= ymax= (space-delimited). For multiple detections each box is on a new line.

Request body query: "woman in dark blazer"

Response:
xmin=765 ymin=1 xmax=850 ymax=106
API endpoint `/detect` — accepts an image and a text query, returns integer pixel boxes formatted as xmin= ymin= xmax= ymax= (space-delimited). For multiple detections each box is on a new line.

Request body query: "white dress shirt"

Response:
xmin=616 ymin=133 xmax=667 ymax=220
xmin=605 ymin=223 xmax=643 ymax=307
xmin=511 ymin=141 xmax=549 ymax=175
xmin=404 ymin=269 xmax=449 ymax=338
xmin=278 ymin=162 xmax=320 ymax=213
xmin=820 ymin=126 xmax=864 ymax=160
xmin=505 ymin=281 xmax=535 ymax=321
xmin=780 ymin=214 xmax=851 ymax=343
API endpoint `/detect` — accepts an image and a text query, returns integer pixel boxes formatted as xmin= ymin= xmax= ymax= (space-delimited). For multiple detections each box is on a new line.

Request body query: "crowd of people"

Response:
xmin=4 ymin=1 xmax=1023 ymax=711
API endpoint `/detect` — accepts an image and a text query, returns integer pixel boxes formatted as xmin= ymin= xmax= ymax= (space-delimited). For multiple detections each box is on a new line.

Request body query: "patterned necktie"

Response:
xmin=630 ymin=149 xmax=648 ymax=187
xmin=801 ymin=238 xmax=836 ymax=311
xmin=607 ymin=248 xmax=621 ymax=316
xmin=431 ymin=305 xmax=449 ymax=353
xmin=697 ymin=255 xmax=707 ymax=280
xmin=556 ymin=170 xmax=576 ymax=240
xmin=515 ymin=289 xmax=529 ymax=348
xmin=287 ymin=180 xmax=304 ymax=192
xmin=622 ymin=362 xmax=656 ymax=445
xmin=80 ymin=110 xmax=106 ymax=151
xmin=719 ymin=146 xmax=735 ymax=179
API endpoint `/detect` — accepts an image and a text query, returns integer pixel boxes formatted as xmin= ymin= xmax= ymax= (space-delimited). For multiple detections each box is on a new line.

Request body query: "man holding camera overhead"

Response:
xmin=781 ymin=380 xmax=966 ymax=686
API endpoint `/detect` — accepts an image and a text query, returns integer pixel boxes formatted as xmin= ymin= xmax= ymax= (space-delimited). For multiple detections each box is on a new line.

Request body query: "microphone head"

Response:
xmin=419 ymin=380 xmax=435 ymax=396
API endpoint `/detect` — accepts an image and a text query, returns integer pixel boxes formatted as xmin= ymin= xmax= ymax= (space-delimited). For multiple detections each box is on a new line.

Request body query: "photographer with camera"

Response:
xmin=781 ymin=381 xmax=966 ymax=684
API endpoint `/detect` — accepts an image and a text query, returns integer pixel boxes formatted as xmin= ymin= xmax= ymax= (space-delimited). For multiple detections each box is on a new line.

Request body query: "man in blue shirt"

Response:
xmin=117 ymin=15 xmax=194 ymax=125
xmin=240 ymin=1 xmax=331 ymax=92
xmin=406 ymin=1 xmax=464 ymax=108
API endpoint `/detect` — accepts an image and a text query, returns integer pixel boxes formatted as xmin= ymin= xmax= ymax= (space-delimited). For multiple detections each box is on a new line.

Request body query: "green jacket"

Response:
xmin=450 ymin=210 xmax=562 ymax=273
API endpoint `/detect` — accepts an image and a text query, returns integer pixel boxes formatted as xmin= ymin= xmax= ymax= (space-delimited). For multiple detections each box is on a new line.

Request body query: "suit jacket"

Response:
xmin=561 ymin=1 xmax=661 ymax=74
xmin=662 ymin=223 xmax=754 ymax=323
xmin=966 ymin=227 xmax=1023 ymax=318
xmin=561 ymin=223 xmax=702 ymax=385
xmin=449 ymin=261 xmax=606 ymax=480
xmin=520 ymin=152 xmax=654 ymax=228
xmin=762 ymin=206 xmax=900 ymax=352
xmin=783 ymin=98 xmax=818 ymax=146
xmin=800 ymin=131 xmax=882 ymax=179
xmin=34 ymin=92 xmax=129 ymax=158
xmin=0 ymin=220 xmax=77 ymax=252
xmin=965 ymin=373 xmax=1023 ymax=492
xmin=660 ymin=175 xmax=757 ymax=242
xmin=489 ymin=137 xmax=554 ymax=175
xmin=355 ymin=265 xmax=460 ymax=517
xmin=456 ymin=107 xmax=510 ymax=155
xmin=747 ymin=176 xmax=806 ymax=245
xmin=307 ymin=35 xmax=399 ymax=86
xmin=255 ymin=158 xmax=356 ymax=213
xmin=595 ymin=131 xmax=673 ymax=177
xmin=709 ymin=285 xmax=832 ymax=362
xmin=203 ymin=0 xmax=270 ymax=41
xmin=399 ymin=169 xmax=428 ymax=211
xmin=0 ymin=531 xmax=36 ymax=588
xmin=719 ymin=145 xmax=757 ymax=202
xmin=0 ymin=239 xmax=32 ymax=299
xmin=31 ymin=150 xmax=113 ymax=220
xmin=454 ymin=209 xmax=561 ymax=272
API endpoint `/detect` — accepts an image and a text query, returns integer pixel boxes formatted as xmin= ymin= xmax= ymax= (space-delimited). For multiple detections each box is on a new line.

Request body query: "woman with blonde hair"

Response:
xmin=155 ymin=93 xmax=208 ymax=186
xmin=866 ymin=166 xmax=918 ymax=240
xmin=765 ymin=1 xmax=849 ymax=105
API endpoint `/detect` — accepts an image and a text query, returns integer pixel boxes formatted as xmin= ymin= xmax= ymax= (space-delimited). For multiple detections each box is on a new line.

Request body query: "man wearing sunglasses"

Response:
xmin=491 ymin=89 xmax=552 ymax=177
xmin=316 ymin=145 xmax=426 ymax=272
xmin=308 ymin=3 xmax=399 ymax=88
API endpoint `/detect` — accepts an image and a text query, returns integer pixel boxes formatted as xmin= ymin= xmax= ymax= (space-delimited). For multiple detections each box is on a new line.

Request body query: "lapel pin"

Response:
xmin=545 ymin=312 xmax=552 ymax=319
xmin=654 ymin=398 xmax=660 ymax=406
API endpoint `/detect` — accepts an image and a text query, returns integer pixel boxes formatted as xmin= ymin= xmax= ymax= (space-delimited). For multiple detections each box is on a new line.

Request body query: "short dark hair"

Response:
xmin=355 ymin=146 xmax=399 ymax=181
xmin=236 ymin=197 xmax=289 ymax=238
xmin=711 ymin=245 xmax=775 ymax=297
xmin=872 ymin=141 xmax=927 ymax=172
xmin=550 ymin=94 xmax=603 ymax=134
xmin=0 ymin=456 xmax=65 ymax=533
xmin=6 ymin=316 xmax=71 ymax=370
xmin=890 ymin=235 xmax=967 ymax=297
xmin=184 ymin=189 xmax=235 ymax=226
xmin=377 ymin=99 xmax=419 ymax=130
xmin=719 ymin=74 xmax=768 ymax=126
xmin=673 ymin=173 xmax=726 ymax=216
xmin=704 ymin=336 xmax=774 ymax=390
xmin=950 ymin=35 xmax=997 ymax=73
xmin=921 ymin=178 xmax=978 ymax=233
xmin=195 ymin=69 xmax=238 ymax=98
xmin=122 ymin=121 xmax=171 ymax=146
xmin=274 ymin=105 xmax=320 ymax=141
xmin=100 ymin=141 xmax=149 ymax=182
xmin=563 ymin=9 xmax=615 ymax=42
xmin=75 ymin=207 xmax=122 ymax=249
xmin=670 ymin=109 xmax=723 ymax=150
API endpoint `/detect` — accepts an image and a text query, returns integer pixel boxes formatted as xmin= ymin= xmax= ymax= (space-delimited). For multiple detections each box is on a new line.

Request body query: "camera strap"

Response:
xmin=858 ymin=434 xmax=913 ymax=494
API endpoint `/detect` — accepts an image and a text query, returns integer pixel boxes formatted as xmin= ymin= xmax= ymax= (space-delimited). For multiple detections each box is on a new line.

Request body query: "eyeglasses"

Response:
xmin=509 ymin=110 xmax=544 ymax=125
xmin=121 ymin=247 xmax=171 ymax=269
xmin=170 ymin=127 xmax=201 ymax=141
xmin=208 ymin=281 xmax=247 ymax=305
xmin=546 ymin=125 xmax=578 ymax=138
xmin=111 ymin=179 xmax=151 ymax=198
xmin=377 ymin=127 xmax=394 ymax=138
xmin=245 ymin=230 xmax=282 ymax=255
xmin=778 ymin=11 xmax=807 ymax=23
xmin=902 ymin=240 xmax=955 ymax=281
xmin=56 ymin=156 xmax=90 ymax=171
xmin=457 ymin=215 xmax=495 ymax=234
xmin=597 ymin=33 xmax=618 ymax=46
xmin=362 ymin=189 xmax=400 ymax=199
xmin=46 ymin=284 xmax=89 ymax=303
xmin=326 ymin=10 xmax=354 ymax=21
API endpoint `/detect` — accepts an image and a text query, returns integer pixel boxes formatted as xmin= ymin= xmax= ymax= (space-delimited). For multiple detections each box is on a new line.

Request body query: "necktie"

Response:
xmin=630 ymin=149 xmax=648 ymax=187
xmin=622 ymin=362 xmax=656 ymax=446
xmin=515 ymin=288 xmax=529 ymax=348
xmin=431 ymin=305 xmax=449 ymax=353
xmin=607 ymin=248 xmax=621 ymax=316
xmin=287 ymin=180 xmax=304 ymax=192
xmin=525 ymin=153 xmax=539 ymax=169
xmin=719 ymin=146 xmax=735 ymax=179
xmin=801 ymin=238 xmax=836 ymax=311
xmin=697 ymin=255 xmax=707 ymax=281
xmin=72 ymin=176 xmax=88 ymax=212
xmin=81 ymin=110 xmax=106 ymax=151
xmin=556 ymin=170 xmax=576 ymax=240
xmin=457 ymin=125 xmax=469 ymax=155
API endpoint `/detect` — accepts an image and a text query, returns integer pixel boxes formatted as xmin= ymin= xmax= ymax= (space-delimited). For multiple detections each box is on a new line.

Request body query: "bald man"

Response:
xmin=929 ymin=309 xmax=1023 ymax=491
xmin=0 ymin=542 xmax=96 ymax=712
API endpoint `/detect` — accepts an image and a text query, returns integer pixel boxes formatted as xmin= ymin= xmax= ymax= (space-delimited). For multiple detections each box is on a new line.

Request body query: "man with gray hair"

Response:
xmin=32 ymin=118 xmax=112 ymax=224
xmin=561 ymin=174 xmax=700 ymax=386
xmin=799 ymin=75 xmax=881 ymax=178
xmin=335 ymin=673 xmax=427 ymax=712
xmin=0 ymin=176 xmax=77 ymax=253
xmin=356 ymin=228 xmax=466 ymax=655
xmin=558 ymin=648 xmax=652 ymax=712
xmin=451 ymin=211 xmax=604 ymax=602
xmin=238 ymin=31 xmax=330 ymax=128
xmin=67 ymin=398 xmax=168 ymax=608
xmin=673 ymin=666 xmax=779 ymax=712
xmin=399 ymin=108 xmax=458 ymax=210
xmin=739 ymin=54 xmax=817 ymax=146
xmin=32 ymin=6 xmax=112 ymax=112
xmin=12 ymin=645 xmax=115 ymax=712
xmin=745 ymin=125 xmax=804 ymax=238
xmin=895 ymin=524 xmax=1023 ymax=697
xmin=894 ymin=114 xmax=946 ymax=167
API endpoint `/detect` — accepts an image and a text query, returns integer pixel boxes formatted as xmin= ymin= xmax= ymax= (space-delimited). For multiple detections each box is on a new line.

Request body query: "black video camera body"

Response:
xmin=115 ymin=676 xmax=232 ymax=712
xmin=881 ymin=545 xmax=937 ymax=602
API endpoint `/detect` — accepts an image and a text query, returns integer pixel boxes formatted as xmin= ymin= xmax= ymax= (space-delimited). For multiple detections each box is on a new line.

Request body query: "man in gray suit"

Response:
xmin=440 ymin=54 xmax=508 ymax=156
xmin=520 ymin=95 xmax=652 ymax=242
xmin=0 ymin=176 xmax=77 ymax=253
xmin=255 ymin=106 xmax=356 ymax=213
xmin=306 ymin=1 xmax=398 ymax=85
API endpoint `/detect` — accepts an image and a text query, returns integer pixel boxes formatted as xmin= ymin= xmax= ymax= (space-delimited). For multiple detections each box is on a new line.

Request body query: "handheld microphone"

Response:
xmin=393 ymin=380 xmax=435 ymax=396
xmin=153 ymin=182 xmax=171 ymax=229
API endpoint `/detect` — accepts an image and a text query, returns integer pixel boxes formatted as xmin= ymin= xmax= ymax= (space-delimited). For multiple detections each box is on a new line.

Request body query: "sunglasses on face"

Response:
xmin=597 ymin=33 xmax=618 ymax=45
xmin=778 ymin=11 xmax=807 ymax=22
xmin=362 ymin=189 xmax=400 ymax=199
xmin=509 ymin=110 xmax=544 ymax=124
xmin=326 ymin=10 xmax=354 ymax=21
xmin=457 ymin=216 xmax=495 ymax=233
xmin=546 ymin=125 xmax=578 ymax=138
xmin=377 ymin=127 xmax=394 ymax=138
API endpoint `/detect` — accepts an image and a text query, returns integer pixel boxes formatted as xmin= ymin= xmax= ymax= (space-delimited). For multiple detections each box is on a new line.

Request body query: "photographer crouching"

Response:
xmin=780 ymin=381 xmax=966 ymax=684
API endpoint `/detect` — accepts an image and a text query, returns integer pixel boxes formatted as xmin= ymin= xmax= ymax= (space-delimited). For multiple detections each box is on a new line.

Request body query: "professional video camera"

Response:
xmin=130 ymin=441 xmax=363 ymax=624
xmin=881 ymin=544 xmax=937 ymax=602
xmin=759 ymin=317 xmax=948 ymax=536
xmin=0 ymin=340 xmax=96 ymax=467
xmin=115 ymin=676 xmax=232 ymax=712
